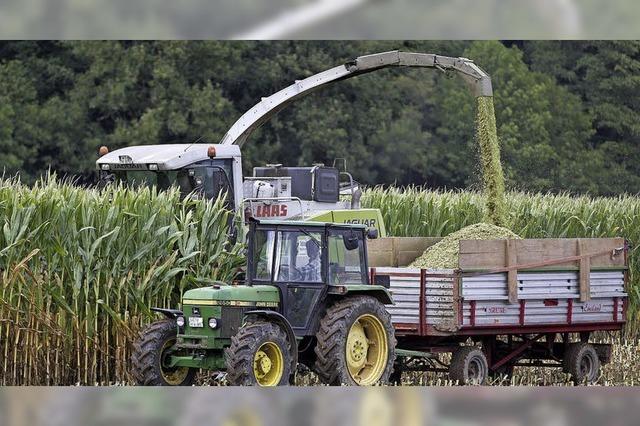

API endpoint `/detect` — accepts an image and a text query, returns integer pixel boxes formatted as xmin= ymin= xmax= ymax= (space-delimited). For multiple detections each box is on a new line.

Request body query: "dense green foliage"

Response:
xmin=0 ymin=177 xmax=243 ymax=385
xmin=0 ymin=41 xmax=638 ymax=196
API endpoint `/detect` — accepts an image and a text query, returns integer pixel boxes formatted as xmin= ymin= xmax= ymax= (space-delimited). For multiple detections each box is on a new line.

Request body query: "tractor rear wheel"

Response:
xmin=314 ymin=296 xmax=396 ymax=386
xmin=225 ymin=321 xmax=292 ymax=386
xmin=131 ymin=319 xmax=196 ymax=386
xmin=449 ymin=346 xmax=488 ymax=385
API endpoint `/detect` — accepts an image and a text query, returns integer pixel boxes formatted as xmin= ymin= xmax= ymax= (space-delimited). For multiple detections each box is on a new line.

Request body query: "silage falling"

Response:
xmin=475 ymin=96 xmax=507 ymax=227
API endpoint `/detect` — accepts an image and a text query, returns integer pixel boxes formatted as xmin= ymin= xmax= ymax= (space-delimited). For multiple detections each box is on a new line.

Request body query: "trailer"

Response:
xmin=369 ymin=236 xmax=628 ymax=384
xmin=132 ymin=220 xmax=627 ymax=386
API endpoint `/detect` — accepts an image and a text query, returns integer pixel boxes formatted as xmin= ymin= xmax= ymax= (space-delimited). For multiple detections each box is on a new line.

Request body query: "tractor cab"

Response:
xmin=246 ymin=219 xmax=381 ymax=334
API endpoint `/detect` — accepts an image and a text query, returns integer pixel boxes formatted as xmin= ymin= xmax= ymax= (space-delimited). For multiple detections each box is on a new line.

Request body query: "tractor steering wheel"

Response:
xmin=278 ymin=264 xmax=303 ymax=282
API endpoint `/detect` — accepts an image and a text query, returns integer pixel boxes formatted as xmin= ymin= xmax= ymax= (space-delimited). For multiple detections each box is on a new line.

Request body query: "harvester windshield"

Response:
xmin=114 ymin=170 xmax=184 ymax=191
xmin=104 ymin=159 xmax=235 ymax=207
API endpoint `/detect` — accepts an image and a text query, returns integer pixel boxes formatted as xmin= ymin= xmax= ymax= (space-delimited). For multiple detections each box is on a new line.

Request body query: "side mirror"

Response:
xmin=343 ymin=234 xmax=360 ymax=251
xmin=366 ymin=228 xmax=379 ymax=240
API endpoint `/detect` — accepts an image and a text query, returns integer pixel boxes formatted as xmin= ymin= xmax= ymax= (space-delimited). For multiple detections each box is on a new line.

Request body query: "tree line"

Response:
xmin=1 ymin=40 xmax=638 ymax=195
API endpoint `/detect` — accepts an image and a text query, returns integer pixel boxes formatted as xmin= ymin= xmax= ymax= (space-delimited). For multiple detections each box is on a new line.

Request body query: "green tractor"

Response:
xmin=132 ymin=219 xmax=396 ymax=386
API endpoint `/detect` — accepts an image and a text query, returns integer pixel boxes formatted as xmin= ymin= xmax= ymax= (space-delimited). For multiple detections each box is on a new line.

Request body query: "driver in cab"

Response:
xmin=300 ymin=239 xmax=321 ymax=282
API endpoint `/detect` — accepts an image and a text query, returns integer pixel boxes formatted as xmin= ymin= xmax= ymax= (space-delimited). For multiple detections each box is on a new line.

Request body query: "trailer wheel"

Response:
xmin=314 ymin=296 xmax=396 ymax=386
xmin=449 ymin=346 xmax=488 ymax=385
xmin=226 ymin=321 xmax=292 ymax=386
xmin=131 ymin=319 xmax=196 ymax=386
xmin=565 ymin=342 xmax=600 ymax=385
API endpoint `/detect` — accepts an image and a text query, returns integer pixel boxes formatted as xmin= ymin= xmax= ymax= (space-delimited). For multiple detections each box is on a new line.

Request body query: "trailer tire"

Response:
xmin=226 ymin=321 xmax=292 ymax=386
xmin=565 ymin=342 xmax=600 ymax=385
xmin=314 ymin=296 xmax=396 ymax=386
xmin=132 ymin=319 xmax=196 ymax=386
xmin=449 ymin=346 xmax=488 ymax=385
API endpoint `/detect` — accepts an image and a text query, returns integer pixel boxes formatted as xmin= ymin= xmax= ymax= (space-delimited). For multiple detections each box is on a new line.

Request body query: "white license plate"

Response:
xmin=188 ymin=317 xmax=203 ymax=328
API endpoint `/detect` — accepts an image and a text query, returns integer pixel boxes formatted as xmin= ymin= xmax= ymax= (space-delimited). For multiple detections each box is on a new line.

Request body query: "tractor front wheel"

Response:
xmin=314 ymin=296 xmax=396 ymax=386
xmin=131 ymin=319 xmax=196 ymax=386
xmin=225 ymin=321 xmax=292 ymax=386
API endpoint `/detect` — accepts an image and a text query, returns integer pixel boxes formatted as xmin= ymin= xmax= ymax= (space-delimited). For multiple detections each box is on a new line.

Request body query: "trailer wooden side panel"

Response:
xmin=458 ymin=238 xmax=626 ymax=270
xmin=367 ymin=237 xmax=441 ymax=267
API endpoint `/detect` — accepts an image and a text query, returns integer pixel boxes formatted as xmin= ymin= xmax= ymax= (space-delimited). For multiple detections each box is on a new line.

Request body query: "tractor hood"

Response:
xmin=182 ymin=285 xmax=280 ymax=307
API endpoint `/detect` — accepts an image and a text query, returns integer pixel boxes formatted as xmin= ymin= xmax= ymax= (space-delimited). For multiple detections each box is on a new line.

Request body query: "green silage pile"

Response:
xmin=409 ymin=223 xmax=520 ymax=269
xmin=476 ymin=96 xmax=507 ymax=227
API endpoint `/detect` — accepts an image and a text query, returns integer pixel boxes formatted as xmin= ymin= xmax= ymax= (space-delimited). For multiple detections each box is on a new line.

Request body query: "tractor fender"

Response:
xmin=327 ymin=285 xmax=394 ymax=305
xmin=151 ymin=307 xmax=184 ymax=319
xmin=245 ymin=310 xmax=299 ymax=382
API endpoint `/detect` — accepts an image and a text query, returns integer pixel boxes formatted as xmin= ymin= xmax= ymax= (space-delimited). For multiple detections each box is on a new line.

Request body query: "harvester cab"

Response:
xmin=132 ymin=219 xmax=396 ymax=386
xmin=96 ymin=143 xmax=242 ymax=209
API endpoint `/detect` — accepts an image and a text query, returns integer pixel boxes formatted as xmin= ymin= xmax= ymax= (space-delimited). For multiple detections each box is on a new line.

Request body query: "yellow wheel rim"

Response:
xmin=346 ymin=314 xmax=388 ymax=385
xmin=160 ymin=339 xmax=190 ymax=385
xmin=253 ymin=342 xmax=284 ymax=386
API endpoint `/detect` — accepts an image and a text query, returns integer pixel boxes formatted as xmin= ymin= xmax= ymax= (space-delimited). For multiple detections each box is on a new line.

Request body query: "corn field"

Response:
xmin=0 ymin=177 xmax=243 ymax=385
xmin=1 ymin=179 xmax=639 ymax=385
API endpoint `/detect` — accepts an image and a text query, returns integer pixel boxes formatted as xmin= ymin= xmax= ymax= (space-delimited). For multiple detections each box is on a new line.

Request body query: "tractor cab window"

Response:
xmin=252 ymin=229 xmax=275 ymax=281
xmin=328 ymin=229 xmax=366 ymax=285
xmin=274 ymin=231 xmax=323 ymax=283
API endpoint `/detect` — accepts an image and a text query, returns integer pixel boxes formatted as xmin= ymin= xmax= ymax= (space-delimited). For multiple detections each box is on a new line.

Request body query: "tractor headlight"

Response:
xmin=101 ymin=164 xmax=110 ymax=171
xmin=208 ymin=318 xmax=218 ymax=329
xmin=176 ymin=316 xmax=185 ymax=327
xmin=148 ymin=163 xmax=159 ymax=171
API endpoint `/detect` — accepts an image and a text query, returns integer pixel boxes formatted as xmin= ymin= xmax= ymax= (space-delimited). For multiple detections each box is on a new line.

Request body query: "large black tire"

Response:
xmin=314 ymin=296 xmax=396 ymax=386
xmin=449 ymin=346 xmax=489 ymax=385
xmin=565 ymin=342 xmax=600 ymax=385
xmin=131 ymin=319 xmax=196 ymax=386
xmin=226 ymin=321 xmax=293 ymax=386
